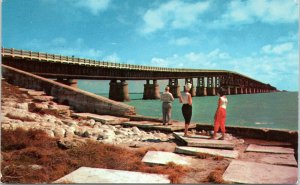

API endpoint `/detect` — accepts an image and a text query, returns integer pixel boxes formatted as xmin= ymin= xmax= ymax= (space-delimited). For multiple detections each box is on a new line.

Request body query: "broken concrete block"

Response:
xmin=142 ymin=151 xmax=193 ymax=166
xmin=53 ymin=167 xmax=170 ymax=183
xmin=222 ymin=160 xmax=298 ymax=184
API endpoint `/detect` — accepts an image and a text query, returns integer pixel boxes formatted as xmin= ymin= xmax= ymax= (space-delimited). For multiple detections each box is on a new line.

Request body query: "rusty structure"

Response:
xmin=1 ymin=48 xmax=277 ymax=101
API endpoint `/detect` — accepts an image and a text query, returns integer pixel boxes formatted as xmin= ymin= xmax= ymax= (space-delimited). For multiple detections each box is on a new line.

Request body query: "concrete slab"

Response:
xmin=53 ymin=167 xmax=170 ymax=183
xmin=222 ymin=160 xmax=298 ymax=184
xmin=245 ymin=139 xmax=292 ymax=146
xmin=173 ymin=132 xmax=221 ymax=139
xmin=72 ymin=113 xmax=129 ymax=125
xmin=142 ymin=151 xmax=193 ymax=166
xmin=246 ymin=144 xmax=294 ymax=154
xmin=123 ymin=121 xmax=196 ymax=132
xmin=173 ymin=132 xmax=234 ymax=149
xmin=259 ymin=154 xmax=298 ymax=167
xmin=175 ymin=146 xmax=239 ymax=159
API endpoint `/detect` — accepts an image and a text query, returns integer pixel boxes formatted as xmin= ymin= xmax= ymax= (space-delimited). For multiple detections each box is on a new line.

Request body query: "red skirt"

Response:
xmin=214 ymin=108 xmax=226 ymax=133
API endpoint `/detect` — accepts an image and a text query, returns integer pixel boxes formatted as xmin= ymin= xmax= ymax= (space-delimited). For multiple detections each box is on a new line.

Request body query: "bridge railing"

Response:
xmin=2 ymin=48 xmax=187 ymax=72
xmin=2 ymin=47 xmax=230 ymax=73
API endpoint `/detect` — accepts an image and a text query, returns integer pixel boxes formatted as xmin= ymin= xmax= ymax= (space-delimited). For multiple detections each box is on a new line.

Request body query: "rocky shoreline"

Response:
xmin=1 ymin=80 xmax=173 ymax=148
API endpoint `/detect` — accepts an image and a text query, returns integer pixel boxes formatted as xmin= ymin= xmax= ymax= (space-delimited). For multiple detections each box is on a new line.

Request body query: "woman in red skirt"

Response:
xmin=213 ymin=88 xmax=228 ymax=140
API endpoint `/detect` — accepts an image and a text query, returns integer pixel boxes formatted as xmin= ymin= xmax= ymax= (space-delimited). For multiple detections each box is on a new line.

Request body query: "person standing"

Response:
xmin=160 ymin=86 xmax=174 ymax=125
xmin=213 ymin=88 xmax=228 ymax=140
xmin=178 ymin=83 xmax=193 ymax=137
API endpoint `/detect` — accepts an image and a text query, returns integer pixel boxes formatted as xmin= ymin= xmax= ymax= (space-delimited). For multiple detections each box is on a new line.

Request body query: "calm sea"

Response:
xmin=98 ymin=92 xmax=298 ymax=131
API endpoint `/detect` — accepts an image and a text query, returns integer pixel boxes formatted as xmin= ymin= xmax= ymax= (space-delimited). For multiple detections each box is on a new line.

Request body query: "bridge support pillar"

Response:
xmin=230 ymin=87 xmax=238 ymax=95
xmin=169 ymin=79 xmax=180 ymax=98
xmin=207 ymin=87 xmax=216 ymax=96
xmin=56 ymin=78 xmax=78 ymax=88
xmin=109 ymin=80 xmax=130 ymax=102
xmin=238 ymin=87 xmax=244 ymax=94
xmin=143 ymin=80 xmax=160 ymax=99
xmin=196 ymin=77 xmax=206 ymax=96
xmin=196 ymin=87 xmax=207 ymax=96
xmin=226 ymin=86 xmax=231 ymax=95
xmin=206 ymin=76 xmax=216 ymax=96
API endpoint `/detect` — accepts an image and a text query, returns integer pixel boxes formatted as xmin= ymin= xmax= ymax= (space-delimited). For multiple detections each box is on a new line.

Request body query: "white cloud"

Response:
xmin=207 ymin=49 xmax=231 ymax=60
xmin=213 ymin=0 xmax=298 ymax=27
xmin=261 ymin=42 xmax=294 ymax=55
xmin=150 ymin=49 xmax=231 ymax=69
xmin=140 ymin=0 xmax=210 ymax=34
xmin=72 ymin=0 xmax=111 ymax=15
xmin=169 ymin=37 xmax=191 ymax=46
xmin=149 ymin=46 xmax=298 ymax=90
xmin=227 ymin=52 xmax=298 ymax=90
xmin=150 ymin=58 xmax=170 ymax=67
xmin=51 ymin=37 xmax=67 ymax=45
xmin=24 ymin=37 xmax=104 ymax=60
xmin=103 ymin=53 xmax=121 ymax=62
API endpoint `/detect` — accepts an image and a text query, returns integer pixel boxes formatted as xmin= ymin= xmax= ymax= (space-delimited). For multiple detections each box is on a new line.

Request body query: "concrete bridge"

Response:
xmin=2 ymin=48 xmax=277 ymax=101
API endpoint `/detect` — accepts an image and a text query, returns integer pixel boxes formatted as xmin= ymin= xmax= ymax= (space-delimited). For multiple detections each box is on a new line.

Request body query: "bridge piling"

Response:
xmin=196 ymin=77 xmax=207 ymax=96
xmin=226 ymin=86 xmax=231 ymax=95
xmin=206 ymin=76 xmax=216 ymax=96
xmin=239 ymin=87 xmax=244 ymax=94
xmin=168 ymin=79 xmax=180 ymax=98
xmin=109 ymin=80 xmax=130 ymax=102
xmin=143 ymin=79 xmax=160 ymax=100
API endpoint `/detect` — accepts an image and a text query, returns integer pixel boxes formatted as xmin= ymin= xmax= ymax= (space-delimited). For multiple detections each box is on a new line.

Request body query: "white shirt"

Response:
xmin=220 ymin=96 xmax=228 ymax=109
xmin=181 ymin=92 xmax=190 ymax=104
xmin=161 ymin=92 xmax=174 ymax=102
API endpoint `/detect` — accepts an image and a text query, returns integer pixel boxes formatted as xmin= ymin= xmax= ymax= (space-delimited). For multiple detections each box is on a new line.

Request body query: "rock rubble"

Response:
xmin=1 ymin=88 xmax=173 ymax=148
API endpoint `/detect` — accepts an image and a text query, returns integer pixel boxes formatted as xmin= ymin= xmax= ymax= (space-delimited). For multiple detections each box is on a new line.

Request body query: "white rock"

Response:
xmin=53 ymin=127 xmax=66 ymax=138
xmin=16 ymin=103 xmax=28 ymax=110
xmin=29 ymin=164 xmax=43 ymax=170
xmin=6 ymin=109 xmax=37 ymax=121
xmin=87 ymin=119 xmax=96 ymax=126
xmin=1 ymin=124 xmax=11 ymax=130
xmin=114 ymin=130 xmax=128 ymax=136
xmin=43 ymin=115 xmax=57 ymax=123
xmin=100 ymin=125 xmax=110 ymax=129
xmin=107 ymin=125 xmax=116 ymax=131
xmin=101 ymin=138 xmax=114 ymax=144
xmin=132 ymin=127 xmax=140 ymax=134
xmin=101 ymin=130 xmax=116 ymax=140
xmin=55 ymin=120 xmax=64 ymax=125
xmin=44 ymin=129 xmax=55 ymax=137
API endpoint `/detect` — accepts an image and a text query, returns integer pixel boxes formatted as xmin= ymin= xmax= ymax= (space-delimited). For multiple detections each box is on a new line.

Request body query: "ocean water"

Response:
xmin=97 ymin=92 xmax=298 ymax=131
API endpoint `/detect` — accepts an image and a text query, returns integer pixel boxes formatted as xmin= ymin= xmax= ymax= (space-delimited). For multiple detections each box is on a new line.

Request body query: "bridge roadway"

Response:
xmin=2 ymin=48 xmax=277 ymax=101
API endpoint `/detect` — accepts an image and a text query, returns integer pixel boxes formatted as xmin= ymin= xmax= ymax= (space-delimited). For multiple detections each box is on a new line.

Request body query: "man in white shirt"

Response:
xmin=160 ymin=86 xmax=174 ymax=125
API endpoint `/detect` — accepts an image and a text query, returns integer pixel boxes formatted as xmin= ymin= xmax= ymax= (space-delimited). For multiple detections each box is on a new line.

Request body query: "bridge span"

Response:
xmin=2 ymin=48 xmax=277 ymax=101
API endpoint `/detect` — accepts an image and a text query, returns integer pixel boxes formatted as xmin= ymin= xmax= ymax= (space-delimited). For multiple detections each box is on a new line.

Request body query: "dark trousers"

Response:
xmin=182 ymin=104 xmax=192 ymax=124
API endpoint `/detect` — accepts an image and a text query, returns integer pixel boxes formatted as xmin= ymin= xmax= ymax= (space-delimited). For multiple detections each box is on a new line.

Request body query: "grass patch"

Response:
xmin=206 ymin=167 xmax=226 ymax=184
xmin=1 ymin=128 xmax=190 ymax=183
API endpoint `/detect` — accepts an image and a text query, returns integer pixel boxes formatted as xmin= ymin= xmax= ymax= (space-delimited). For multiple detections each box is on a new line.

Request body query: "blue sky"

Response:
xmin=3 ymin=0 xmax=299 ymax=91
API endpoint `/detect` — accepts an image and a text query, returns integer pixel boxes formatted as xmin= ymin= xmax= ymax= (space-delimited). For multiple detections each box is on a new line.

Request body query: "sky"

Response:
xmin=2 ymin=0 xmax=299 ymax=92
